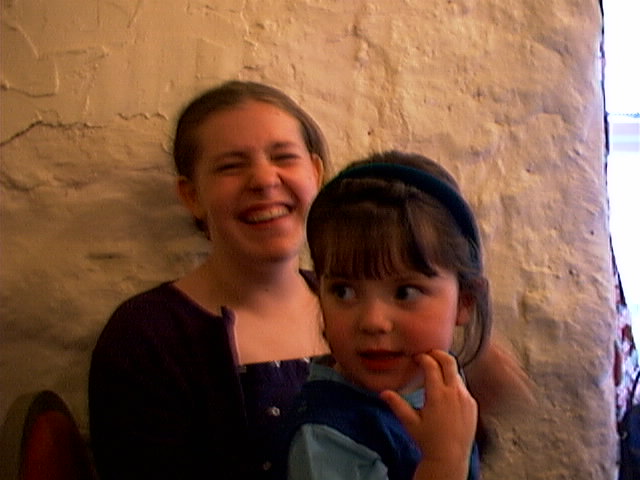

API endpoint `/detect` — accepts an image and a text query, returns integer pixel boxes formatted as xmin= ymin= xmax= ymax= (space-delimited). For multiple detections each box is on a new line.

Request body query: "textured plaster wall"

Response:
xmin=0 ymin=1 xmax=614 ymax=478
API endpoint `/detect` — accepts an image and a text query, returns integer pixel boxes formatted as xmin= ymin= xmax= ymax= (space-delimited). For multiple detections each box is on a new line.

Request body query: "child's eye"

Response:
xmin=328 ymin=283 xmax=356 ymax=301
xmin=395 ymin=285 xmax=423 ymax=301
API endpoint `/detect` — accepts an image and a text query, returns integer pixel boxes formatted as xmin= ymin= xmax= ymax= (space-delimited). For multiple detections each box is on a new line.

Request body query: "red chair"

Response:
xmin=0 ymin=390 xmax=98 ymax=480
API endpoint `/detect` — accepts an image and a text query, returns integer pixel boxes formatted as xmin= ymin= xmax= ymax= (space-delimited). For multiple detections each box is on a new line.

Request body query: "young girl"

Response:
xmin=283 ymin=151 xmax=490 ymax=480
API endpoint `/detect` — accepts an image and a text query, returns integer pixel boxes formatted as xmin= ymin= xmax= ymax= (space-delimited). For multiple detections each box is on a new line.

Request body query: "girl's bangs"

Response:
xmin=314 ymin=202 xmax=437 ymax=279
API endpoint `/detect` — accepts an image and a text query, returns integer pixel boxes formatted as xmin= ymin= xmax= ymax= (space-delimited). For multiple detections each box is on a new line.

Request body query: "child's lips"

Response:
xmin=358 ymin=350 xmax=403 ymax=371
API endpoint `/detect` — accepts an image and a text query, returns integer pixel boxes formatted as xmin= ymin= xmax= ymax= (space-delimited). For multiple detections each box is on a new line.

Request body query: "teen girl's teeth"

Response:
xmin=244 ymin=206 xmax=289 ymax=223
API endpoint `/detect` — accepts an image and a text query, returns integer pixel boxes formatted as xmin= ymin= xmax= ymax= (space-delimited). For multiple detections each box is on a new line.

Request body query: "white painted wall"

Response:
xmin=0 ymin=1 xmax=615 ymax=478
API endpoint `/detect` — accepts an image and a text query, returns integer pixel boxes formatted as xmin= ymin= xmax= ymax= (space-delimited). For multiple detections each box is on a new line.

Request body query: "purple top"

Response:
xmin=89 ymin=281 xmax=313 ymax=480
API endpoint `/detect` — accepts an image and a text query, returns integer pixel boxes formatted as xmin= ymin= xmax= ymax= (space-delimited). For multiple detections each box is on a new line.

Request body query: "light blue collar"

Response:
xmin=308 ymin=358 xmax=425 ymax=409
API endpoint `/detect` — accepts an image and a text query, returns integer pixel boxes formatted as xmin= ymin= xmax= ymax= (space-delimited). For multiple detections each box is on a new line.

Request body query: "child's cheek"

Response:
xmin=404 ymin=324 xmax=455 ymax=354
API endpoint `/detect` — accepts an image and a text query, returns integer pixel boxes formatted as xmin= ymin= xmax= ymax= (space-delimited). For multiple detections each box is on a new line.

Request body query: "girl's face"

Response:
xmin=319 ymin=267 xmax=471 ymax=393
xmin=179 ymin=100 xmax=323 ymax=264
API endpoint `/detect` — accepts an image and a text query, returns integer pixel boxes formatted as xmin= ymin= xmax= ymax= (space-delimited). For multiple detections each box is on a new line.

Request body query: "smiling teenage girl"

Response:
xmin=89 ymin=81 xmax=330 ymax=480
xmin=283 ymin=151 xmax=490 ymax=480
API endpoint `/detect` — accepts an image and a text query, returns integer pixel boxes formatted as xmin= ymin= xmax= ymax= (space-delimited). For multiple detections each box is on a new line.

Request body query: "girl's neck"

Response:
xmin=175 ymin=252 xmax=306 ymax=314
xmin=174 ymin=252 xmax=328 ymax=364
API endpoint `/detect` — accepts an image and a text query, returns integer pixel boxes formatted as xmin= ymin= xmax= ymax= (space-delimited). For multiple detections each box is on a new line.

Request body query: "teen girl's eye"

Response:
xmin=271 ymin=150 xmax=302 ymax=163
xmin=210 ymin=154 xmax=247 ymax=174
xmin=270 ymin=142 xmax=308 ymax=163
xmin=215 ymin=161 xmax=242 ymax=173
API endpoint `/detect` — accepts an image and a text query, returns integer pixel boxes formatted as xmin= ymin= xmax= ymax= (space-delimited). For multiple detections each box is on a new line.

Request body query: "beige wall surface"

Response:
xmin=1 ymin=1 xmax=614 ymax=478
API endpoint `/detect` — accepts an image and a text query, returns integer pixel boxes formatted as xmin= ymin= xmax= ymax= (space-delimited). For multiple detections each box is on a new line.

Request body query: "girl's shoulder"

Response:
xmin=97 ymin=282 xmax=230 ymax=350
xmin=112 ymin=281 xmax=223 ymax=320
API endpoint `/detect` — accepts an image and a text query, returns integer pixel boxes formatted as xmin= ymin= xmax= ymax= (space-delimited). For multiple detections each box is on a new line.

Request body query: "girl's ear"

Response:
xmin=177 ymin=176 xmax=206 ymax=220
xmin=311 ymin=153 xmax=325 ymax=188
xmin=455 ymin=291 xmax=476 ymax=326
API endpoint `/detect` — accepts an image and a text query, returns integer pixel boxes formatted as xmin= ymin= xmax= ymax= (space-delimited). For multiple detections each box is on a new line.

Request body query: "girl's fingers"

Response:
xmin=382 ymin=351 xmax=465 ymax=429
xmin=417 ymin=350 xmax=462 ymax=387
xmin=382 ymin=350 xmax=478 ymax=461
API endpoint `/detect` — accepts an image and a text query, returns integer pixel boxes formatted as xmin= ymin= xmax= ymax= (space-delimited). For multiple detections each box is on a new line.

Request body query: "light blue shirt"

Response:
xmin=287 ymin=363 xmax=424 ymax=480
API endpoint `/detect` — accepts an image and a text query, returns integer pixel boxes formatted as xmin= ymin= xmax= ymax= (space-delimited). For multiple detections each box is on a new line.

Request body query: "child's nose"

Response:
xmin=357 ymin=299 xmax=393 ymax=334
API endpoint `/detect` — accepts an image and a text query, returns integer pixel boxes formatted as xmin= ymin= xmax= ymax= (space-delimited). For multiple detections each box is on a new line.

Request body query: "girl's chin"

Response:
xmin=354 ymin=375 xmax=421 ymax=395
xmin=336 ymin=363 xmax=420 ymax=394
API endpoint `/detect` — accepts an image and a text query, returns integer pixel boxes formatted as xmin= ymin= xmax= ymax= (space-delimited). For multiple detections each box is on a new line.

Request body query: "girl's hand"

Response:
xmin=380 ymin=350 xmax=477 ymax=480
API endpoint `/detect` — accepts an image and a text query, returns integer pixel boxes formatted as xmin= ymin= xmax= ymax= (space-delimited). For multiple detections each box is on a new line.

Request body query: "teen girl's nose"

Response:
xmin=357 ymin=298 xmax=393 ymax=334
xmin=248 ymin=156 xmax=281 ymax=191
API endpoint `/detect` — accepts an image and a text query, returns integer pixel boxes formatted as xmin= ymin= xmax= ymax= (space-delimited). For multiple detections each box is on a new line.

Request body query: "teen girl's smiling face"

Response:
xmin=179 ymin=100 xmax=323 ymax=264
xmin=319 ymin=267 xmax=472 ymax=394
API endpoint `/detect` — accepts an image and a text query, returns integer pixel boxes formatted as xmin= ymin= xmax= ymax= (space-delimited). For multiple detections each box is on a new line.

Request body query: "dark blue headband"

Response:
xmin=326 ymin=162 xmax=480 ymax=248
